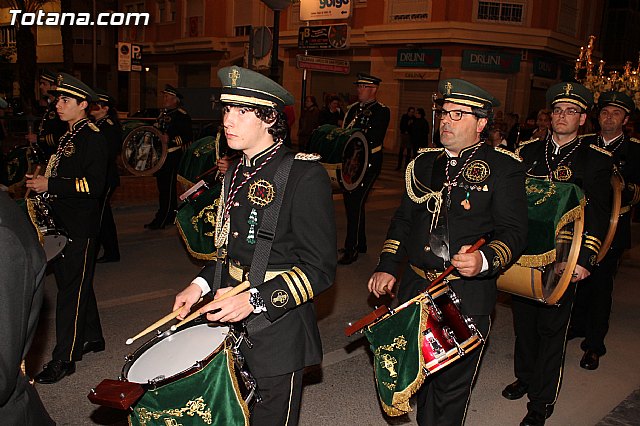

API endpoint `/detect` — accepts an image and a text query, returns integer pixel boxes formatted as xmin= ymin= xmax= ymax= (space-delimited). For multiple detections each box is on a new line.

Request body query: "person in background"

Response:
xmin=298 ymin=95 xmax=320 ymax=152
xmin=145 ymin=85 xmax=192 ymax=230
xmin=319 ymin=95 xmax=343 ymax=127
xmin=530 ymin=109 xmax=552 ymax=142
xmin=26 ymin=73 xmax=109 ymax=384
xmin=409 ymin=107 xmax=430 ymax=158
xmin=283 ymin=104 xmax=296 ymax=148
xmin=570 ymin=91 xmax=640 ymax=370
xmin=91 ymin=90 xmax=122 ymax=263
xmin=505 ymin=112 xmax=520 ymax=151
xmin=0 ymin=191 xmax=55 ymax=425
xmin=395 ymin=106 xmax=415 ymax=170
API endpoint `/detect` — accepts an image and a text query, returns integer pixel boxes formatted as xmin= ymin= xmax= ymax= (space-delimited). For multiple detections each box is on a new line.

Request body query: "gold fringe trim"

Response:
xmin=26 ymin=198 xmax=44 ymax=246
xmin=175 ymin=220 xmax=217 ymax=260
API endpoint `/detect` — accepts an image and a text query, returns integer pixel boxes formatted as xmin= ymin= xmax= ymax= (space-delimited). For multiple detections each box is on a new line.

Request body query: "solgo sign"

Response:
xmin=300 ymin=0 xmax=352 ymax=21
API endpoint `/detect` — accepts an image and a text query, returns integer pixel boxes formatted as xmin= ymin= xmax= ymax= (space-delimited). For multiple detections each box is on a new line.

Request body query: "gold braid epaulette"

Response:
xmin=417 ymin=147 xmax=444 ymax=154
xmin=494 ymin=146 xmax=522 ymax=162
xmin=589 ymin=144 xmax=613 ymax=157
xmin=630 ymin=137 xmax=640 ymax=144
xmin=515 ymin=137 xmax=539 ymax=157
xmin=294 ymin=153 xmax=321 ymax=161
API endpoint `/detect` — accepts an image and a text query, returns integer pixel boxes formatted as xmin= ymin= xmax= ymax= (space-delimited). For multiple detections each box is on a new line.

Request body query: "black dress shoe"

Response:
xmin=82 ymin=339 xmax=106 ymax=355
xmin=96 ymin=256 xmax=120 ymax=263
xmin=338 ymin=250 xmax=358 ymax=265
xmin=520 ymin=409 xmax=546 ymax=426
xmin=502 ymin=379 xmax=528 ymax=400
xmin=580 ymin=350 xmax=600 ymax=370
xmin=34 ymin=360 xmax=76 ymax=384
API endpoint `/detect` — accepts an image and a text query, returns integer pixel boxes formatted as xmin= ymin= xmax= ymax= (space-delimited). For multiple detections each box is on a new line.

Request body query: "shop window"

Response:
xmin=389 ymin=0 xmax=430 ymax=23
xmin=477 ymin=1 xmax=524 ymax=23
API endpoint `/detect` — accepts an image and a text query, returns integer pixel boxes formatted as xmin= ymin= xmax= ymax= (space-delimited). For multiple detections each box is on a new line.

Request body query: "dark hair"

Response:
xmin=416 ymin=107 xmax=426 ymax=117
xmin=408 ymin=106 xmax=416 ymax=112
xmin=472 ymin=106 xmax=494 ymax=139
xmin=254 ymin=106 xmax=288 ymax=142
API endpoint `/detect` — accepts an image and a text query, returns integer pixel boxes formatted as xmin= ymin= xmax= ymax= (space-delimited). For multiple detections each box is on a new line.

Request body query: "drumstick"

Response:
xmin=125 ymin=299 xmax=202 ymax=345
xmin=170 ymin=281 xmax=251 ymax=331
xmin=426 ymin=236 xmax=487 ymax=291
xmin=24 ymin=165 xmax=42 ymax=199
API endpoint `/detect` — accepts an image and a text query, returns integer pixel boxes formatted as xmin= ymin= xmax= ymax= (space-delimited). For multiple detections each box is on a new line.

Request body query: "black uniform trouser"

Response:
xmin=52 ymin=237 xmax=102 ymax=362
xmin=416 ymin=315 xmax=490 ymax=426
xmin=153 ymin=150 xmax=182 ymax=226
xmin=572 ymin=247 xmax=623 ymax=355
xmin=251 ymin=369 xmax=304 ymax=426
xmin=342 ymin=152 xmax=381 ymax=252
xmin=396 ymin=134 xmax=411 ymax=169
xmin=511 ymin=282 xmax=576 ymax=414
xmin=98 ymin=185 xmax=120 ymax=259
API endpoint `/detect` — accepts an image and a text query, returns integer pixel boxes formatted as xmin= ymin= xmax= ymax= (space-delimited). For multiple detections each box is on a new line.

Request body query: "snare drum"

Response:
xmin=363 ymin=281 xmax=483 ymax=416
xmin=498 ymin=178 xmax=585 ymax=304
xmin=308 ymin=124 xmax=369 ymax=192
xmin=124 ymin=322 xmax=254 ymax=426
xmin=17 ymin=195 xmax=68 ymax=262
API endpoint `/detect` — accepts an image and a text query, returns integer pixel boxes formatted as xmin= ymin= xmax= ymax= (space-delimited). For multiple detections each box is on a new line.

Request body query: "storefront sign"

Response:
xmin=296 ymin=54 xmax=350 ymax=74
xmin=396 ymin=49 xmax=441 ymax=68
xmin=393 ymin=69 xmax=440 ymax=80
xmin=298 ymin=24 xmax=349 ymax=49
xmin=461 ymin=50 xmax=520 ymax=73
xmin=300 ymin=0 xmax=352 ymax=21
xmin=533 ymin=57 xmax=557 ymax=79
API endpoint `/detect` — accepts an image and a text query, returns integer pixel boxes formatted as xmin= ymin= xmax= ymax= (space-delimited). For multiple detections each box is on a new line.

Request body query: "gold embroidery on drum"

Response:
xmin=190 ymin=201 xmax=218 ymax=236
xmin=463 ymin=160 xmax=490 ymax=183
xmin=553 ymin=165 xmax=572 ymax=181
xmin=136 ymin=396 xmax=212 ymax=426
xmin=380 ymin=353 xmax=398 ymax=378
xmin=373 ymin=335 xmax=408 ymax=354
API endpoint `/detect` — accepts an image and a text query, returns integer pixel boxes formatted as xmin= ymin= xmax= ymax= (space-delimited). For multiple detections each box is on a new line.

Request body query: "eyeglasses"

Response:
xmin=552 ymin=107 xmax=582 ymax=116
xmin=434 ymin=109 xmax=476 ymax=121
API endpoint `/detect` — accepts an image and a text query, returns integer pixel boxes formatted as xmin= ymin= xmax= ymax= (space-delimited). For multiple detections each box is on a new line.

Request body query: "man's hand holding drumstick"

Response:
xmin=173 ymin=282 xmax=253 ymax=323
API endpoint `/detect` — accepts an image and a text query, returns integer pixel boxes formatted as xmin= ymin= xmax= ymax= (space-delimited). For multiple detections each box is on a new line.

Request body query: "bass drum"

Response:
xmin=597 ymin=168 xmax=623 ymax=263
xmin=308 ymin=124 xmax=369 ymax=192
xmin=121 ymin=125 xmax=168 ymax=176
xmin=498 ymin=178 xmax=585 ymax=305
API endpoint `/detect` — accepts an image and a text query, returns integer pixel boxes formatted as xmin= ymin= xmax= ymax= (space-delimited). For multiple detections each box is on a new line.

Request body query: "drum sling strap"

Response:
xmin=213 ymin=152 xmax=295 ymax=334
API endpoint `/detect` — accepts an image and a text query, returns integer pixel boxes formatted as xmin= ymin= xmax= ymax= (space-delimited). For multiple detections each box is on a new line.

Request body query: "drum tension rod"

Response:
xmin=443 ymin=327 xmax=465 ymax=357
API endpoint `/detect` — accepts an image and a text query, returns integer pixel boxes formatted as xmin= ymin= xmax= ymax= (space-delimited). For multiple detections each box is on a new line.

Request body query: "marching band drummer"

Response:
xmin=570 ymin=91 xmax=640 ymax=370
xmin=173 ymin=66 xmax=336 ymax=426
xmin=25 ymin=73 xmax=109 ymax=384
xmin=504 ymin=82 xmax=613 ymax=426
xmin=337 ymin=73 xmax=390 ymax=265
xmin=368 ymin=79 xmax=528 ymax=426
xmin=144 ymin=84 xmax=193 ymax=230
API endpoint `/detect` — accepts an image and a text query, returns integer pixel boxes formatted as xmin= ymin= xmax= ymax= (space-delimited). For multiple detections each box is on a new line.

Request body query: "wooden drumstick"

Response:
xmin=125 ymin=298 xmax=202 ymax=345
xmin=170 ymin=281 xmax=251 ymax=331
xmin=24 ymin=165 xmax=42 ymax=199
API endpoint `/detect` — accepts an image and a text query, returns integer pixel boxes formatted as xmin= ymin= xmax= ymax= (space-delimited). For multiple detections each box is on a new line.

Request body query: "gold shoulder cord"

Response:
xmin=405 ymin=161 xmax=443 ymax=232
xmin=214 ymin=189 xmax=229 ymax=248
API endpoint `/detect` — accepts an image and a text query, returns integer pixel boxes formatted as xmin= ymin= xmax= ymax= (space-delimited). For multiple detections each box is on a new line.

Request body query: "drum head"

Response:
xmin=340 ymin=131 xmax=368 ymax=192
xmin=540 ymin=217 xmax=583 ymax=303
xmin=125 ymin=323 xmax=229 ymax=384
xmin=42 ymin=234 xmax=67 ymax=262
xmin=121 ymin=125 xmax=167 ymax=176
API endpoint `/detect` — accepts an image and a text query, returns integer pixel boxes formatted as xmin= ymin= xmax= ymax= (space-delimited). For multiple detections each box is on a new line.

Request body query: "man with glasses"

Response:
xmin=368 ymin=78 xmax=528 ymax=425
xmin=338 ymin=73 xmax=390 ymax=265
xmin=570 ymin=91 xmax=640 ymax=370
xmin=503 ymin=82 xmax=612 ymax=426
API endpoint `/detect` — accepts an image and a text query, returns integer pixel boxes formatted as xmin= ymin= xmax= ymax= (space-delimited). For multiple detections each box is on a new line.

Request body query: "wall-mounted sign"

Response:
xmin=461 ymin=50 xmax=521 ymax=73
xmin=533 ymin=57 xmax=558 ymax=79
xmin=396 ymin=49 xmax=441 ymax=68
xmin=300 ymin=0 xmax=352 ymax=21
xmin=118 ymin=42 xmax=131 ymax=72
xmin=298 ymin=24 xmax=349 ymax=49
xmin=131 ymin=44 xmax=142 ymax=71
xmin=296 ymin=54 xmax=350 ymax=74
xmin=393 ymin=69 xmax=440 ymax=80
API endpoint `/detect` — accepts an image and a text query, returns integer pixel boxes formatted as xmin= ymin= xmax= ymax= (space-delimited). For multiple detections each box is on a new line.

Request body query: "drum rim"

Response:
xmin=597 ymin=170 xmax=623 ymax=263
xmin=122 ymin=320 xmax=229 ymax=387
xmin=340 ymin=130 xmax=369 ymax=192
xmin=121 ymin=125 xmax=168 ymax=177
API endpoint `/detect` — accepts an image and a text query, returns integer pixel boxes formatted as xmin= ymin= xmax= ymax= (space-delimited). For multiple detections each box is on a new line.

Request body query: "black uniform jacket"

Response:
xmin=37 ymin=102 xmax=67 ymax=160
xmin=516 ymin=134 xmax=613 ymax=271
xmin=0 ymin=192 xmax=51 ymax=425
xmin=95 ymin=116 xmax=123 ymax=189
xmin=156 ymin=107 xmax=193 ymax=150
xmin=198 ymin=144 xmax=337 ymax=377
xmin=376 ymin=143 xmax=528 ymax=316
xmin=48 ymin=118 xmax=109 ymax=239
xmin=598 ymin=135 xmax=640 ymax=249
xmin=343 ymin=99 xmax=390 ymax=157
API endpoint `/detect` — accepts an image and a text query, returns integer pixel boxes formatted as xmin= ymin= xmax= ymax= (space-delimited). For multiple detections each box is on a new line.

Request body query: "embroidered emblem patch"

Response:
xmin=589 ymin=254 xmax=597 ymax=266
xmin=463 ymin=160 xmax=490 ymax=183
xmin=63 ymin=143 xmax=75 ymax=157
xmin=553 ymin=165 xmax=572 ymax=181
xmin=271 ymin=290 xmax=288 ymax=308
xmin=248 ymin=179 xmax=275 ymax=208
